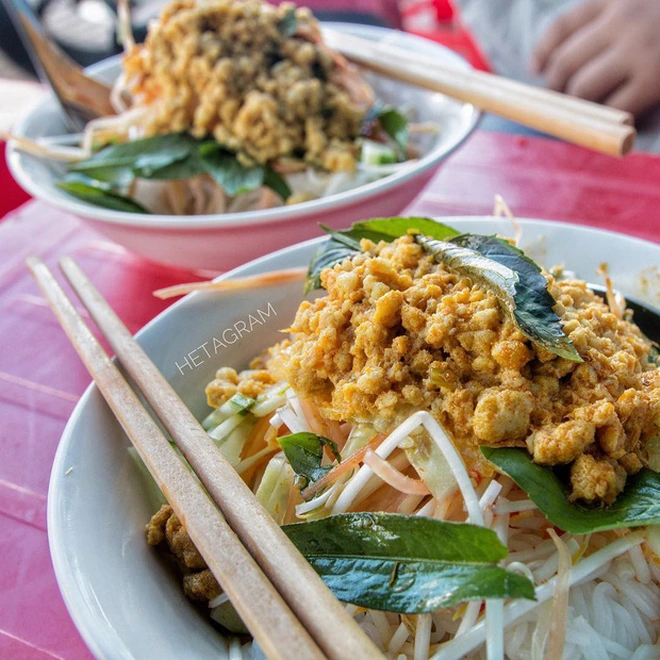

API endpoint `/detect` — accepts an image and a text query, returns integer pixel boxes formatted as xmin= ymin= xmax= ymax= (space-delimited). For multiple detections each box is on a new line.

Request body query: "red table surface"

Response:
xmin=1 ymin=130 xmax=659 ymax=659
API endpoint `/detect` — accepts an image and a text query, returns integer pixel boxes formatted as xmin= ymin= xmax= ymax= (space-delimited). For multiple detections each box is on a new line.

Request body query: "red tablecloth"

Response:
xmin=1 ymin=130 xmax=659 ymax=659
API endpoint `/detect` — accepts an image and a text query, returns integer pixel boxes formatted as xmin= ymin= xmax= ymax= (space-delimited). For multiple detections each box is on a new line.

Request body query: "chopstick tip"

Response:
xmin=58 ymin=255 xmax=76 ymax=271
xmin=26 ymin=255 xmax=45 ymax=272
xmin=620 ymin=126 xmax=636 ymax=157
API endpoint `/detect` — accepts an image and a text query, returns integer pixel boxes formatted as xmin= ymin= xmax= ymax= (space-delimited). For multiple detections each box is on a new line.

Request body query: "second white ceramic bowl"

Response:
xmin=8 ymin=24 xmax=479 ymax=270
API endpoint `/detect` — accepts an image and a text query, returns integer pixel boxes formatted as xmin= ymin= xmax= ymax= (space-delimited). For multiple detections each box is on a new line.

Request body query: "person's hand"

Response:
xmin=531 ymin=0 xmax=660 ymax=118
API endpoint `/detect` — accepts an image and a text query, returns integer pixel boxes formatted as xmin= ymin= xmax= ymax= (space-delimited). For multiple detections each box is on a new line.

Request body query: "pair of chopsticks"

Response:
xmin=323 ymin=29 xmax=635 ymax=157
xmin=28 ymin=256 xmax=383 ymax=660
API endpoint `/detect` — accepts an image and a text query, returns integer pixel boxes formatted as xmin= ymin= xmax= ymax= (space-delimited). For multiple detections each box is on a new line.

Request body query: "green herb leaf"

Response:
xmin=305 ymin=240 xmax=360 ymax=294
xmin=278 ymin=432 xmax=341 ymax=488
xmin=416 ymin=235 xmax=581 ymax=361
xmin=57 ymin=178 xmax=149 ymax=213
xmin=277 ymin=7 xmax=298 ymax=37
xmin=263 ymin=166 xmax=292 ymax=201
xmin=283 ymin=513 xmax=535 ymax=612
xmin=69 ymin=133 xmax=198 ymax=185
xmin=451 ymin=234 xmax=581 ymax=360
xmin=377 ymin=107 xmax=409 ymax=154
xmin=482 ymin=447 xmax=660 ymax=533
xmin=334 ymin=217 xmax=460 ymax=245
xmin=198 ymin=143 xmax=264 ymax=196
xmin=304 ymin=217 xmax=460 ymax=293
xmin=137 ymin=152 xmax=208 ymax=180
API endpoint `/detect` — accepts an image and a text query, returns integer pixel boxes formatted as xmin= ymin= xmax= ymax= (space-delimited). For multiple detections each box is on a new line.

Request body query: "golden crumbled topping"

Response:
xmin=147 ymin=505 xmax=221 ymax=600
xmin=205 ymin=364 xmax=278 ymax=407
xmin=123 ymin=0 xmax=370 ymax=171
xmin=284 ymin=235 xmax=659 ymax=503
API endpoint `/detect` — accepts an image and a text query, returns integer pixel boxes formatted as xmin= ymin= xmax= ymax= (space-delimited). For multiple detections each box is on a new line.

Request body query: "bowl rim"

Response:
xmin=8 ymin=23 xmax=480 ymax=230
xmin=47 ymin=216 xmax=660 ymax=659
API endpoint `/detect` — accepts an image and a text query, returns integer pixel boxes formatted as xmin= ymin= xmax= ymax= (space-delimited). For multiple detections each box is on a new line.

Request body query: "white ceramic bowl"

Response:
xmin=48 ymin=218 xmax=660 ymax=659
xmin=7 ymin=24 xmax=479 ymax=271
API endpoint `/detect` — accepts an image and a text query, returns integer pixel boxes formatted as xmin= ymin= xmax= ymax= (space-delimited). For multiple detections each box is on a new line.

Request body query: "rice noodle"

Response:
xmin=545 ymin=529 xmax=571 ymax=659
xmin=415 ymin=499 xmax=436 ymax=518
xmin=493 ymin=499 xmax=538 ymax=515
xmin=485 ymin=600 xmax=504 ymax=660
xmin=388 ymin=622 xmax=411 ymax=656
xmin=432 ymin=531 xmax=647 ymax=660
xmin=628 ymin=543 xmax=652 ymax=584
xmin=369 ymin=609 xmax=391 ymax=648
xmin=414 ymin=614 xmax=432 ymax=660
xmin=479 ymin=480 xmax=502 ymax=512
xmin=455 ymin=600 xmax=482 ymax=637
xmin=276 ymin=406 xmax=308 ymax=434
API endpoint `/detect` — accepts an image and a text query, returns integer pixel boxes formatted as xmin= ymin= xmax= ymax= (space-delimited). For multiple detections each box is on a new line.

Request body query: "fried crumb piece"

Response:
xmin=281 ymin=235 xmax=658 ymax=502
xmin=569 ymin=454 xmax=626 ymax=505
xmin=147 ymin=505 xmax=220 ymax=601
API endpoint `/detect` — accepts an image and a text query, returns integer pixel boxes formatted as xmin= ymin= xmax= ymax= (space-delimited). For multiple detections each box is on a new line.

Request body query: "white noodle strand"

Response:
xmin=432 ymin=531 xmax=646 ymax=660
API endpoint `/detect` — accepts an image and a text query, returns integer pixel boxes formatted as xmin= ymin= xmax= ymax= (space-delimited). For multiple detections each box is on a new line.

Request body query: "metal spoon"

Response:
xmin=2 ymin=0 xmax=115 ymax=131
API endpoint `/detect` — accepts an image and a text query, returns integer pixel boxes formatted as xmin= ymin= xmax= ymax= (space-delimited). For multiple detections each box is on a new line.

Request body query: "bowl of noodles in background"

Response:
xmin=7 ymin=15 xmax=479 ymax=271
xmin=48 ymin=216 xmax=660 ymax=659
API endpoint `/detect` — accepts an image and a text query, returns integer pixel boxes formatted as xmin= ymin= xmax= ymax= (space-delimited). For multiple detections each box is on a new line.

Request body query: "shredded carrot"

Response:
xmin=597 ymin=263 xmax=625 ymax=320
xmin=239 ymin=414 xmax=278 ymax=484
xmin=363 ymin=449 xmax=430 ymax=495
xmin=241 ymin=415 xmax=275 ymax=459
xmin=153 ymin=267 xmax=307 ymax=299
xmin=298 ymin=397 xmax=346 ymax=447
xmin=300 ymin=433 xmax=386 ymax=500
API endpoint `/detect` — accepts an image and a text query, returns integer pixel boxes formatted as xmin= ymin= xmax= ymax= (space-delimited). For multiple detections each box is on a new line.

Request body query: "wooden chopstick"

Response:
xmin=325 ymin=29 xmax=632 ymax=127
xmin=323 ymin=29 xmax=636 ymax=157
xmin=55 ymin=257 xmax=384 ymax=660
xmin=27 ymin=257 xmax=326 ymax=660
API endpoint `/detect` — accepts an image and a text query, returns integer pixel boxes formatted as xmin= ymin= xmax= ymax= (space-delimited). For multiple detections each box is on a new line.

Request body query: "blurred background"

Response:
xmin=0 ymin=0 xmax=492 ymax=216
xmin=0 ymin=0 xmax=489 ymax=80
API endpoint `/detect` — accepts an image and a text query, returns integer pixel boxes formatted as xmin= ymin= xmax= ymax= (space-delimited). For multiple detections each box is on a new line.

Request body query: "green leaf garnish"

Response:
xmin=482 ymin=447 xmax=660 ymax=533
xmin=198 ymin=143 xmax=264 ymax=196
xmin=332 ymin=217 xmax=460 ymax=245
xmin=263 ymin=166 xmax=292 ymax=201
xmin=377 ymin=107 xmax=409 ymax=155
xmin=69 ymin=133 xmax=198 ymax=185
xmin=283 ymin=513 xmax=535 ymax=612
xmin=277 ymin=7 xmax=298 ymax=37
xmin=451 ymin=234 xmax=581 ymax=360
xmin=57 ymin=178 xmax=149 ymax=213
xmin=66 ymin=134 xmax=292 ymax=210
xmin=305 ymin=240 xmax=360 ymax=294
xmin=305 ymin=217 xmax=579 ymax=360
xmin=416 ymin=234 xmax=581 ymax=361
xmin=304 ymin=217 xmax=458 ymax=293
xmin=278 ymin=432 xmax=341 ymax=488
